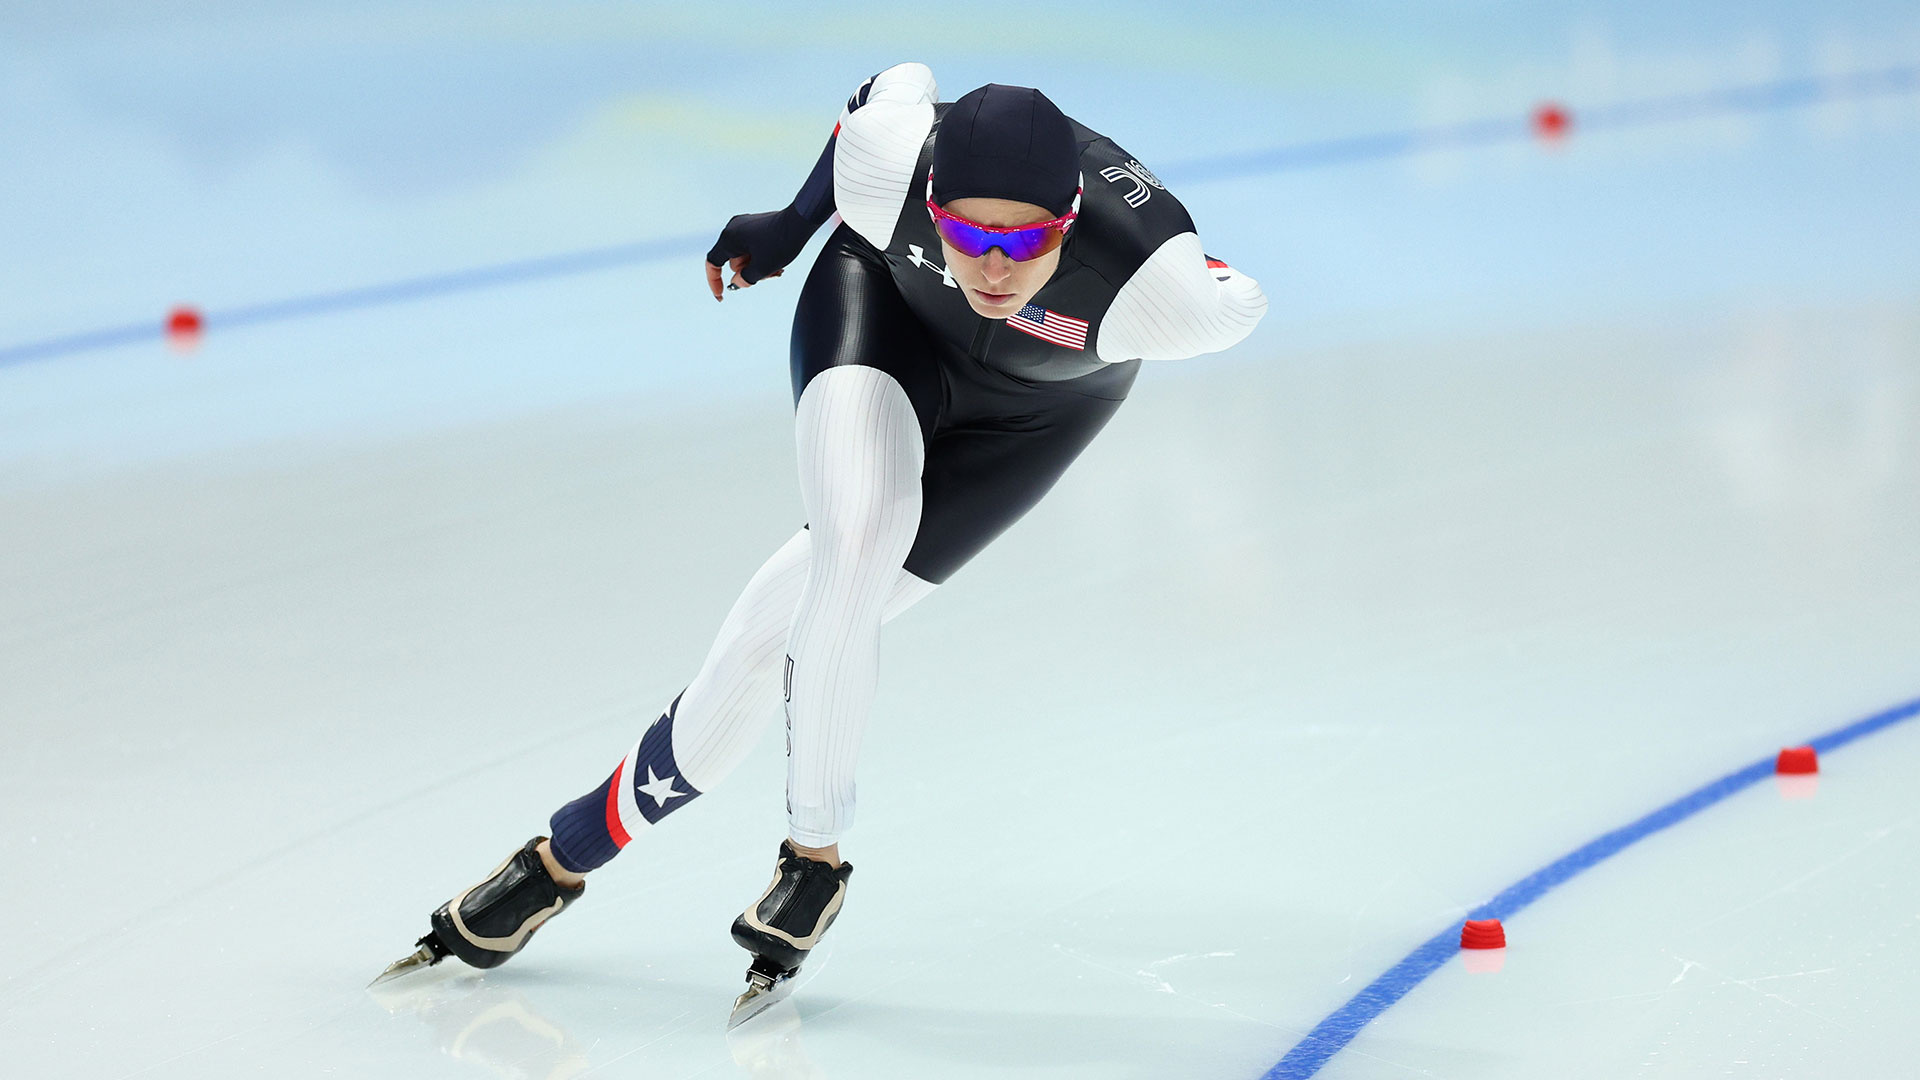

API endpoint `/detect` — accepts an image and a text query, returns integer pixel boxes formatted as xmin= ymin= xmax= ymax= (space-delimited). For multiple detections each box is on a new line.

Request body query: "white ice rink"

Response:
xmin=5 ymin=4 xmax=1920 ymax=1078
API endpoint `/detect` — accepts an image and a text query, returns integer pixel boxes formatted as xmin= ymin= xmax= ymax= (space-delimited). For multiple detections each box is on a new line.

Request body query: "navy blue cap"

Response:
xmin=931 ymin=84 xmax=1078 ymax=217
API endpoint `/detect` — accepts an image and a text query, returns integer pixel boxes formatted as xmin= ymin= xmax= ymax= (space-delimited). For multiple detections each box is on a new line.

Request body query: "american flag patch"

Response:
xmin=1006 ymin=304 xmax=1089 ymax=350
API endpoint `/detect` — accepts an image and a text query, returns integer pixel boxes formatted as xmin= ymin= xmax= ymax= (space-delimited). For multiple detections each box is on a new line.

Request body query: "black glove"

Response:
xmin=706 ymin=207 xmax=814 ymax=286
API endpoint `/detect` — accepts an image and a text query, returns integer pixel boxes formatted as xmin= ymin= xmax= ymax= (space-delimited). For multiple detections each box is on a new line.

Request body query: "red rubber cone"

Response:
xmin=1532 ymin=102 xmax=1571 ymax=140
xmin=1776 ymin=746 xmax=1818 ymax=775
xmin=166 ymin=305 xmax=204 ymax=351
xmin=1460 ymin=918 xmax=1506 ymax=950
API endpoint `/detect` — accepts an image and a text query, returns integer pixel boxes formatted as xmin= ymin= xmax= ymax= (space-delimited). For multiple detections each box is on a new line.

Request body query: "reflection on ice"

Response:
xmin=727 ymin=998 xmax=826 ymax=1079
xmin=368 ymin=972 xmax=591 ymax=1080
xmin=1461 ymin=947 xmax=1507 ymax=975
xmin=1773 ymin=774 xmax=1821 ymax=801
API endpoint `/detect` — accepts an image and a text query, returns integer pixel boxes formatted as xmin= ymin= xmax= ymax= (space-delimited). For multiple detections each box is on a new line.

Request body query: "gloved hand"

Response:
xmin=705 ymin=207 xmax=813 ymax=300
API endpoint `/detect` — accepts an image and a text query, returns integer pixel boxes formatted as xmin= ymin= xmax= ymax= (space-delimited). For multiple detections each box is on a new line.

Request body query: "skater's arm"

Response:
xmin=830 ymin=62 xmax=939 ymax=251
xmin=1096 ymin=231 xmax=1269 ymax=363
xmin=706 ymin=63 xmax=939 ymax=298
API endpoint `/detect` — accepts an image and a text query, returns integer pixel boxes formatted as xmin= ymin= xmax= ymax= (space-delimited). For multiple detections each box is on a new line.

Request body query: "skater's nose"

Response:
xmin=981 ymin=248 xmax=1015 ymax=286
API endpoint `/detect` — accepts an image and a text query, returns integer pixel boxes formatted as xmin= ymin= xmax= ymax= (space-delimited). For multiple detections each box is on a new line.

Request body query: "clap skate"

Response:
xmin=372 ymin=836 xmax=585 ymax=986
xmin=727 ymin=841 xmax=853 ymax=1028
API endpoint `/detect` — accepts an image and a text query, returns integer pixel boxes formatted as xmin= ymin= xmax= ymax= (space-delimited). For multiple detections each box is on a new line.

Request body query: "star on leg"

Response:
xmin=638 ymin=766 xmax=689 ymax=809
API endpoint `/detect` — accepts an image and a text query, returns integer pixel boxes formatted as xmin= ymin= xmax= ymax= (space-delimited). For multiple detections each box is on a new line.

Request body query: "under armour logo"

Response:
xmin=1099 ymin=159 xmax=1164 ymax=208
xmin=906 ymin=244 xmax=958 ymax=288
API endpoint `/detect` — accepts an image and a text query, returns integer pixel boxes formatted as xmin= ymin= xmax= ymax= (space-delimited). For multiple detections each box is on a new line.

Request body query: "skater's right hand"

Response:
xmin=705 ymin=208 xmax=807 ymax=300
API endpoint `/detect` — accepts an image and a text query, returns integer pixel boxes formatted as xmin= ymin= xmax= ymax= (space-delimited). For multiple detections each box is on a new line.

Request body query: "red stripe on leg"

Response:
xmin=604 ymin=759 xmax=632 ymax=847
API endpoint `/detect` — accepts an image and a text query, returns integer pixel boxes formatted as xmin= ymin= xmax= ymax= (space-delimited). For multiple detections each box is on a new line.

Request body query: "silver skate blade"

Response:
xmin=727 ymin=972 xmax=795 ymax=1030
xmin=369 ymin=943 xmax=442 ymax=987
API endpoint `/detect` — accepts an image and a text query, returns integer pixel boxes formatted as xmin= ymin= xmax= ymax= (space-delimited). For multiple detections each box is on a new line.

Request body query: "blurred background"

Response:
xmin=3 ymin=3 xmax=1918 ymax=1079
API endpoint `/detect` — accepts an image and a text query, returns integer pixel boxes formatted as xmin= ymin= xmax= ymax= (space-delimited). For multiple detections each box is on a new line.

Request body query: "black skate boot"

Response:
xmin=372 ymin=837 xmax=585 ymax=985
xmin=727 ymin=841 xmax=853 ymax=1027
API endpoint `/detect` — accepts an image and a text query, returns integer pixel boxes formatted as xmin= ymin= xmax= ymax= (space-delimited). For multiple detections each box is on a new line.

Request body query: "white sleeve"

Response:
xmin=833 ymin=63 xmax=939 ymax=251
xmin=1095 ymin=232 xmax=1268 ymax=363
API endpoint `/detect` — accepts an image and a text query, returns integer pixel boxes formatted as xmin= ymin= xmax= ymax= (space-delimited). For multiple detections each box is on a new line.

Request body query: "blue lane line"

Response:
xmin=1160 ymin=117 xmax=1520 ymax=186
xmin=0 ymin=321 xmax=164 ymax=369
xmin=1263 ymin=694 xmax=1920 ymax=1080
xmin=1169 ymin=64 xmax=1919 ymax=186
xmin=211 ymin=233 xmax=708 ymax=331
xmin=2 ymin=65 xmax=1916 ymax=371
xmin=1578 ymin=65 xmax=1920 ymax=135
xmin=0 ymin=233 xmax=707 ymax=371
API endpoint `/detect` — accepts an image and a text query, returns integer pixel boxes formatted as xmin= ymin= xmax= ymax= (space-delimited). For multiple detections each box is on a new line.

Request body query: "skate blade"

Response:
xmin=727 ymin=972 xmax=795 ymax=1030
xmin=369 ymin=943 xmax=443 ymax=987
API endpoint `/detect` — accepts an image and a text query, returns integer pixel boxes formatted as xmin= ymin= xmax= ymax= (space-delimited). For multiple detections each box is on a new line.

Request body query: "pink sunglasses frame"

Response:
xmin=923 ymin=167 xmax=1084 ymax=262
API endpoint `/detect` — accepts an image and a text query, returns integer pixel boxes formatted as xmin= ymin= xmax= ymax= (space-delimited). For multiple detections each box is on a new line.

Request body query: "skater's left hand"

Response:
xmin=705 ymin=208 xmax=803 ymax=300
xmin=705 ymin=255 xmax=783 ymax=299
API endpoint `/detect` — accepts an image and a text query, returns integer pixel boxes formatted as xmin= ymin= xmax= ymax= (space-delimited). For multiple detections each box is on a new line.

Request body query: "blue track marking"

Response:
xmin=1175 ymin=65 xmax=1919 ymax=186
xmin=0 ymin=234 xmax=706 ymax=371
xmin=1 ymin=65 xmax=1916 ymax=370
xmin=1263 ymin=694 xmax=1920 ymax=1080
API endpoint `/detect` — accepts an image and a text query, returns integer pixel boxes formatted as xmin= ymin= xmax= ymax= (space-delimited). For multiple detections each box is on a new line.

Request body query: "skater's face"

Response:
xmin=936 ymin=198 xmax=1065 ymax=320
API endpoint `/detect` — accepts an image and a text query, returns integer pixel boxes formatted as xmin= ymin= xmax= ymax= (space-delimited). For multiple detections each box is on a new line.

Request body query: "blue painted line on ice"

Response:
xmin=210 ymin=234 xmax=708 ymax=332
xmin=1577 ymin=65 xmax=1920 ymax=135
xmin=2 ymin=66 xmax=1916 ymax=370
xmin=1172 ymin=64 xmax=1919 ymax=186
xmin=0 ymin=234 xmax=707 ymax=371
xmin=1262 ymin=694 xmax=1920 ymax=1080
xmin=0 ymin=321 xmax=167 ymax=369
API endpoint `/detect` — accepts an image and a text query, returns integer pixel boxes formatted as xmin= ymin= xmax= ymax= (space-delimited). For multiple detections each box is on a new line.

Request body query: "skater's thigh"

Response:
xmin=790 ymin=226 xmax=944 ymax=444
xmin=904 ymin=390 xmax=1129 ymax=584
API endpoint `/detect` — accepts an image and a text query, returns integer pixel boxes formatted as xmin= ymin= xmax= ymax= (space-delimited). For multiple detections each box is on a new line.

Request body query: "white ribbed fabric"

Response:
xmin=837 ymin=61 xmax=938 ymax=127
xmin=834 ymin=63 xmax=938 ymax=251
xmin=668 ymin=528 xmax=934 ymax=793
xmin=783 ymin=366 xmax=926 ymax=846
xmin=1095 ymin=231 xmax=1269 ymax=363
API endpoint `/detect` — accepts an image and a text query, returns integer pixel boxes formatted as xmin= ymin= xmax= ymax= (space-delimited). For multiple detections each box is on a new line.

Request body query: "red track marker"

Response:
xmin=166 ymin=305 xmax=204 ymax=351
xmin=1460 ymin=918 xmax=1506 ymax=949
xmin=1532 ymin=102 xmax=1571 ymax=141
xmin=1776 ymin=746 xmax=1818 ymax=774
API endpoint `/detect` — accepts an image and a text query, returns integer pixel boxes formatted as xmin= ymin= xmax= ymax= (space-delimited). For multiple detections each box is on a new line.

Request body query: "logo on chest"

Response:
xmin=905 ymin=244 xmax=958 ymax=289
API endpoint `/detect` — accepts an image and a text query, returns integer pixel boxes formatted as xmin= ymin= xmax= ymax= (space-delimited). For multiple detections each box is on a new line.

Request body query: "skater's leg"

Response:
xmin=726 ymin=388 xmax=921 ymax=1007
xmin=782 ymin=364 xmax=925 ymax=851
xmin=545 ymin=526 xmax=932 ymax=875
xmin=672 ymin=531 xmax=933 ymax=791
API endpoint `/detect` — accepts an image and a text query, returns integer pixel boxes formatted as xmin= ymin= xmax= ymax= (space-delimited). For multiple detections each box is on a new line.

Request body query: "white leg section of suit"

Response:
xmin=668 ymin=528 xmax=934 ymax=794
xmin=783 ymin=366 xmax=925 ymax=848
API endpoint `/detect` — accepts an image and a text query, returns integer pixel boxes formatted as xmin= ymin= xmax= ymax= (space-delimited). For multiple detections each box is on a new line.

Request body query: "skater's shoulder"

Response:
xmin=833 ymin=68 xmax=940 ymax=250
xmin=1053 ymin=127 xmax=1188 ymax=279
